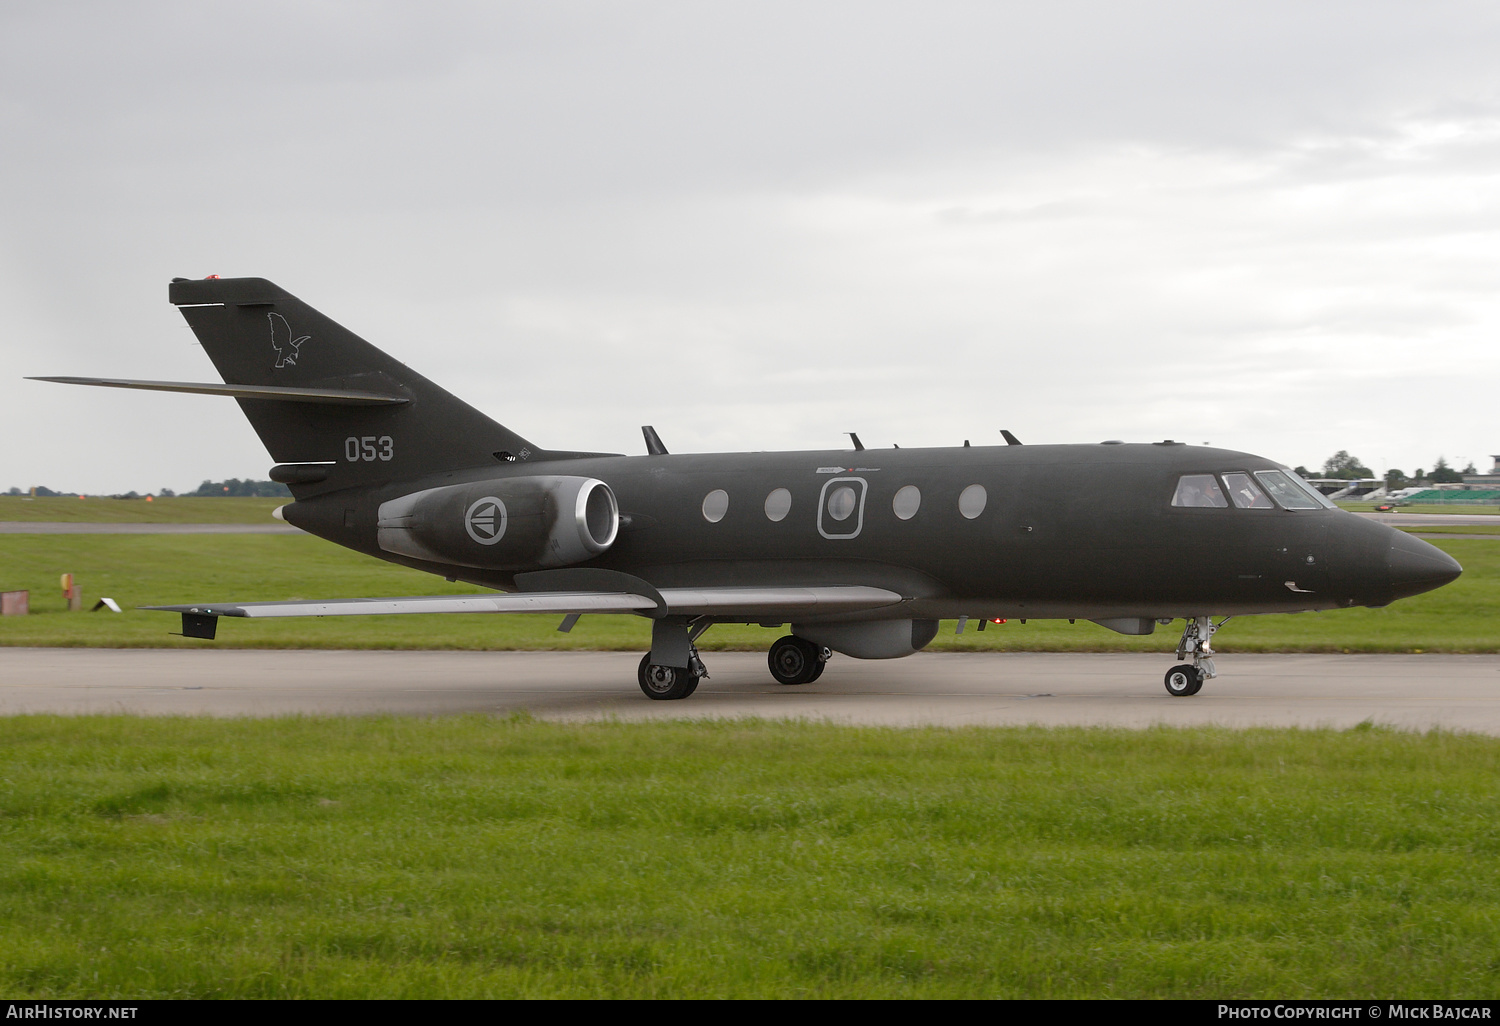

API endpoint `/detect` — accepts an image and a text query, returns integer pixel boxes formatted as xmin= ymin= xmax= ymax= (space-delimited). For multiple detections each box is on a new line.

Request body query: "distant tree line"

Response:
xmin=190 ymin=479 xmax=292 ymax=497
xmin=1295 ymin=452 xmax=1480 ymax=490
xmin=6 ymin=480 xmax=290 ymax=498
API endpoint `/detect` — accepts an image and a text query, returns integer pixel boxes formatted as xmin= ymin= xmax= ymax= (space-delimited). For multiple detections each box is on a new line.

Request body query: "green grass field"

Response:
xmin=1 ymin=716 xmax=1496 ymax=998
xmin=1395 ymin=524 xmax=1500 ymax=535
xmin=0 ymin=496 xmax=285 ymax=523
xmin=1 ymin=533 xmax=1495 ymax=652
xmin=1339 ymin=502 xmax=1500 ymax=515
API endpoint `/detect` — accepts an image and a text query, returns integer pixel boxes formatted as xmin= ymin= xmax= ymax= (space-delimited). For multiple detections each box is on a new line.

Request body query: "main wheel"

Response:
xmin=768 ymin=636 xmax=822 ymax=685
xmin=638 ymin=654 xmax=697 ymax=700
xmin=1164 ymin=663 xmax=1203 ymax=697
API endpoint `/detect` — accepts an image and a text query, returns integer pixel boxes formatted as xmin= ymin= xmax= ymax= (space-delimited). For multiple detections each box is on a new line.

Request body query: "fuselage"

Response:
xmin=281 ymin=440 xmax=1461 ymax=624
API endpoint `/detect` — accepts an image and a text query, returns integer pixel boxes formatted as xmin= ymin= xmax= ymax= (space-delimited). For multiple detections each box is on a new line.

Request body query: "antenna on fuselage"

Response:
xmin=642 ymin=425 xmax=668 ymax=456
xmin=847 ymin=432 xmax=864 ymax=451
xmin=1000 ymin=429 xmax=1023 ymax=445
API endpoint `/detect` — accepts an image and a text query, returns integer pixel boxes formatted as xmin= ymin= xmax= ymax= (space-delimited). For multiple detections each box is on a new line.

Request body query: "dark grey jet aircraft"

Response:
xmin=33 ymin=277 xmax=1463 ymax=700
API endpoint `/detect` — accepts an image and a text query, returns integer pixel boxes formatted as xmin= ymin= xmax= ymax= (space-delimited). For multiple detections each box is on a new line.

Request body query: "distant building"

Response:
xmin=1302 ymin=477 xmax=1382 ymax=498
xmin=1460 ymin=455 xmax=1500 ymax=489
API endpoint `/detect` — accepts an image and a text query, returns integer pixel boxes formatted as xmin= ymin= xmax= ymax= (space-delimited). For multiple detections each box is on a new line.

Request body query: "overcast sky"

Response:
xmin=4 ymin=1 xmax=1500 ymax=493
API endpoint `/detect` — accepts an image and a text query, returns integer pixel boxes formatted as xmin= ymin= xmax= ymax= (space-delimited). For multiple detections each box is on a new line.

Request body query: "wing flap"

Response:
xmin=656 ymin=586 xmax=903 ymax=616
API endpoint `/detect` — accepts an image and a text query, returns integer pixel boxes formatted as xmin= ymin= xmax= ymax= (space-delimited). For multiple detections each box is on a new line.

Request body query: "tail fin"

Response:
xmin=169 ymin=277 xmax=544 ymax=494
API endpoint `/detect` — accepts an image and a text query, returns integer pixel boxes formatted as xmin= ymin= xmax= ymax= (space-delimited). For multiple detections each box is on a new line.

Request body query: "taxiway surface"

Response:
xmin=3 ymin=649 xmax=1497 ymax=732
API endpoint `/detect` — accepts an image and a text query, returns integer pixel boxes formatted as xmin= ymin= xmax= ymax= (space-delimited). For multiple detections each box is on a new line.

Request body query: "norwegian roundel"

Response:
xmin=464 ymin=496 xmax=508 ymax=544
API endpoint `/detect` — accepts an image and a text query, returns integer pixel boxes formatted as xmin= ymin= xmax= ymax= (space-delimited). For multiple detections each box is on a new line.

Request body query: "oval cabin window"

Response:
xmin=892 ymin=485 xmax=921 ymax=521
xmin=826 ymin=485 xmax=857 ymax=522
xmin=702 ymin=489 xmax=729 ymax=523
xmin=958 ymin=484 xmax=987 ymax=519
xmin=764 ymin=488 xmax=792 ymax=522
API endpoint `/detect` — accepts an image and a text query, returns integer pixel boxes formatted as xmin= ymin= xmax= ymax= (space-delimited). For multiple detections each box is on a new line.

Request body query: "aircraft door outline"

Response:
xmin=817 ymin=477 xmax=868 ymax=540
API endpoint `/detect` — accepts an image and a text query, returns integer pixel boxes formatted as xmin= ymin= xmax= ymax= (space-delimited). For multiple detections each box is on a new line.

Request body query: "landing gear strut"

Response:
xmin=768 ymin=636 xmax=830 ymax=685
xmin=1164 ymin=616 xmax=1229 ymax=697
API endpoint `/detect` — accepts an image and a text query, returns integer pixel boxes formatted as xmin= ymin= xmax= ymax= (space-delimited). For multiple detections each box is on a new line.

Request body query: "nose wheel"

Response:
xmin=1164 ymin=664 xmax=1203 ymax=696
xmin=1164 ymin=616 xmax=1230 ymax=697
xmin=768 ymin=636 xmax=830 ymax=685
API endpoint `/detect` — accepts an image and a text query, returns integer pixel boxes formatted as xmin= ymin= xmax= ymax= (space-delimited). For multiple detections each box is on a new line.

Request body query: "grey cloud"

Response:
xmin=4 ymin=2 xmax=1500 ymax=491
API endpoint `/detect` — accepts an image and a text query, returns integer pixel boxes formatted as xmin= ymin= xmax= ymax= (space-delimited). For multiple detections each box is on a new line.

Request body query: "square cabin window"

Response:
xmin=1171 ymin=474 xmax=1228 ymax=508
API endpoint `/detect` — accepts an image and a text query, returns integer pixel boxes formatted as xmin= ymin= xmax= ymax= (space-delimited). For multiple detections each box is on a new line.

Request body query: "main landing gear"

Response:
xmin=768 ymin=635 xmax=830 ymax=686
xmin=637 ymin=622 xmax=710 ymax=701
xmin=1164 ymin=616 xmax=1230 ymax=697
xmin=637 ymin=627 xmax=836 ymax=698
xmin=637 ymin=646 xmax=708 ymax=701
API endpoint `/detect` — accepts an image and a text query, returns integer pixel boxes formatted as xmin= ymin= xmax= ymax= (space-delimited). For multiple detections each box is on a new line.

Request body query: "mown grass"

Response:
xmin=1395 ymin=525 xmax=1500 ymax=536
xmin=0 ymin=496 xmax=285 ymax=523
xmin=1 ymin=716 xmax=1497 ymax=998
xmin=0 ymin=534 xmax=1496 ymax=652
xmin=1338 ymin=503 xmax=1500 ymax=515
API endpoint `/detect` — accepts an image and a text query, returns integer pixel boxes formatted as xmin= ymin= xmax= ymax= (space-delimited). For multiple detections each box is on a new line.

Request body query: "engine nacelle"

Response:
xmin=376 ymin=475 xmax=618 ymax=570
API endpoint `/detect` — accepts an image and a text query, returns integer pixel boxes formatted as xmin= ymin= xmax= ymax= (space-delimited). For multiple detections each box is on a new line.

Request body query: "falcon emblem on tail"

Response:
xmin=269 ymin=312 xmax=310 ymax=369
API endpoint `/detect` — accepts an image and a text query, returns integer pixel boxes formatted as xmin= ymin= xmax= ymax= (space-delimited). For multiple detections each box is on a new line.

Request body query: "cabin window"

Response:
xmin=817 ymin=477 xmax=868 ymax=539
xmin=959 ymin=484 xmax=987 ymax=519
xmin=892 ymin=485 xmax=921 ymax=520
xmin=1222 ymin=472 xmax=1273 ymax=509
xmin=1253 ymin=471 xmax=1320 ymax=510
xmin=764 ymin=488 xmax=792 ymax=522
xmin=826 ymin=486 xmax=858 ymax=522
xmin=702 ymin=489 xmax=729 ymax=523
xmin=1172 ymin=474 xmax=1228 ymax=508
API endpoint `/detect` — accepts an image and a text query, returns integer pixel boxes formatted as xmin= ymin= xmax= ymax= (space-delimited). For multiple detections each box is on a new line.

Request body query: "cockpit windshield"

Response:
xmin=1222 ymin=472 xmax=1274 ymax=509
xmin=1285 ymin=468 xmax=1338 ymax=508
xmin=1253 ymin=470 xmax=1323 ymax=510
xmin=1171 ymin=474 xmax=1228 ymax=508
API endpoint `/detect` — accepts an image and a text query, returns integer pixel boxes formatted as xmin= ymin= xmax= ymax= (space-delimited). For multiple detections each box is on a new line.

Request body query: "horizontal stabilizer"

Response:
xmin=27 ymin=376 xmax=409 ymax=406
xmin=144 ymin=585 xmax=904 ymax=621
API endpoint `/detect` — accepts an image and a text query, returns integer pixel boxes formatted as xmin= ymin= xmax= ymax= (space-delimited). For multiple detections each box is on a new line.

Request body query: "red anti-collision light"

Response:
xmin=205 ymin=274 xmax=220 ymax=280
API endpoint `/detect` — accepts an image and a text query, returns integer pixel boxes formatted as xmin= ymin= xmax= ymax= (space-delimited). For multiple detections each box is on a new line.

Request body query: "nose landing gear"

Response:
xmin=1164 ymin=616 xmax=1230 ymax=697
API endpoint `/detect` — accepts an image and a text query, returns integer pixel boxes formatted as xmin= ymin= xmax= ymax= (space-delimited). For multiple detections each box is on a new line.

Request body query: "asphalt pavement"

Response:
xmin=4 ymin=648 xmax=1498 ymax=733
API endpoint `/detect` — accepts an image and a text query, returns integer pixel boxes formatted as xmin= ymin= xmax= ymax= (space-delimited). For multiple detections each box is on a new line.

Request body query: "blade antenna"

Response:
xmin=846 ymin=432 xmax=864 ymax=451
xmin=642 ymin=425 xmax=668 ymax=456
xmin=1000 ymin=429 xmax=1023 ymax=446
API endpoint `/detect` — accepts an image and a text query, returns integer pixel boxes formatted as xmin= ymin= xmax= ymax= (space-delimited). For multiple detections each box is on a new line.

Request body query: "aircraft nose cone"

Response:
xmin=1386 ymin=531 xmax=1463 ymax=600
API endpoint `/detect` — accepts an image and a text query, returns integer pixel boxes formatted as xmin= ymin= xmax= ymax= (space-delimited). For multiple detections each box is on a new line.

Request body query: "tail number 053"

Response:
xmin=345 ymin=436 xmax=394 ymax=462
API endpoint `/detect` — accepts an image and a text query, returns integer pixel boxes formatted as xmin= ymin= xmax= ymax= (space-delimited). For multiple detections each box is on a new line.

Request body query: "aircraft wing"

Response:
xmin=144 ymin=586 xmax=904 ymax=632
xmin=144 ymin=592 xmax=658 ymax=619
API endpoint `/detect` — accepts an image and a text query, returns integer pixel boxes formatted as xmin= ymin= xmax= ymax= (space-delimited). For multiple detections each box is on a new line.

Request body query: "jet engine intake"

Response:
xmin=376 ymin=476 xmax=618 ymax=570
